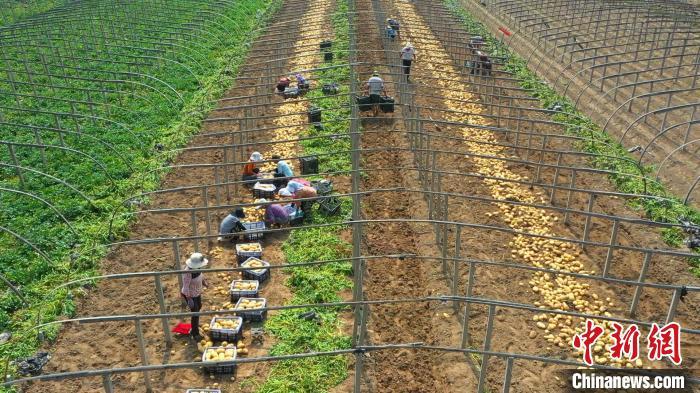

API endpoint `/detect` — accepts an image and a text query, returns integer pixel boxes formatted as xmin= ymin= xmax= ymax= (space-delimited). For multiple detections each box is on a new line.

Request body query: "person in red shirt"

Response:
xmin=242 ymin=152 xmax=263 ymax=185
xmin=276 ymin=76 xmax=291 ymax=93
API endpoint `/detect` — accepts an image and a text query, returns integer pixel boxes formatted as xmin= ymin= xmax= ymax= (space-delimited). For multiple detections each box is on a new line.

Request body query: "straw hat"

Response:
xmin=185 ymin=252 xmax=209 ymax=269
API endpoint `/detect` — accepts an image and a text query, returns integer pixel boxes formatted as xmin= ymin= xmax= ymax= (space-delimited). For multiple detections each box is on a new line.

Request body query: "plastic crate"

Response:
xmin=312 ymin=179 xmax=333 ymax=196
xmin=283 ymin=86 xmax=300 ymax=98
xmin=201 ymin=346 xmax=237 ymax=375
xmin=300 ymin=156 xmax=319 ymax=175
xmin=356 ymin=95 xmax=373 ymax=112
xmin=186 ymin=389 xmax=222 ymax=393
xmin=253 ymin=182 xmax=276 ymax=198
xmin=308 ymin=107 xmax=322 ymax=123
xmin=230 ymin=280 xmax=260 ymax=302
xmin=234 ymin=298 xmax=268 ymax=322
xmin=235 ymin=243 xmax=263 ymax=264
xmin=380 ymin=96 xmax=395 ymax=113
xmin=240 ymin=257 xmax=270 ymax=282
xmin=319 ymin=197 xmax=342 ymax=216
xmin=242 ymin=221 xmax=265 ymax=241
xmin=208 ymin=316 xmax=243 ymax=343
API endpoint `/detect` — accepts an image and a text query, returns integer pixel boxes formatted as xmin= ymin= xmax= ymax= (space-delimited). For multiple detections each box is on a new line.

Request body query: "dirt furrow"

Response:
xmin=353 ymin=2 xmax=477 ymax=392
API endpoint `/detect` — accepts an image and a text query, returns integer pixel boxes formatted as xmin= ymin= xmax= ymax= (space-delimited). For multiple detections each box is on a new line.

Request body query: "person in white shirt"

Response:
xmin=400 ymin=42 xmax=417 ymax=81
xmin=364 ymin=71 xmax=387 ymax=117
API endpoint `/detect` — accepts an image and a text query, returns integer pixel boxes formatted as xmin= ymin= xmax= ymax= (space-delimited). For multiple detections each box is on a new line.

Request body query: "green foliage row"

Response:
xmin=0 ymin=0 xmax=71 ymax=26
xmin=445 ymin=0 xmax=700 ymax=274
xmin=0 ymin=0 xmax=282 ymax=382
xmin=256 ymin=1 xmax=354 ymax=391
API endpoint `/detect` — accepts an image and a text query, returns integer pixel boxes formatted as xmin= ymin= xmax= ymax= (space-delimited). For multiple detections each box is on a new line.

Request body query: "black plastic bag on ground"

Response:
xmin=14 ymin=351 xmax=51 ymax=376
xmin=322 ymin=83 xmax=339 ymax=95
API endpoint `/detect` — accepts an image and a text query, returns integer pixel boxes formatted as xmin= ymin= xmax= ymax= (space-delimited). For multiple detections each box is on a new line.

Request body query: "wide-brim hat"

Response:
xmin=186 ymin=252 xmax=209 ymax=269
xmin=250 ymin=152 xmax=263 ymax=162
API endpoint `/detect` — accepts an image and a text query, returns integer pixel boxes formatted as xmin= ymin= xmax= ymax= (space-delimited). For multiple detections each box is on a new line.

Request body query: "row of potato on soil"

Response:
xmin=396 ymin=6 xmax=643 ymax=368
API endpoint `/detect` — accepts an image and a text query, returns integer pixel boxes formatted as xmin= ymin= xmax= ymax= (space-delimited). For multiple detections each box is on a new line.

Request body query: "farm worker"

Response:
xmin=276 ymin=76 xmax=291 ymax=93
xmin=242 ymin=151 xmax=263 ymax=184
xmin=400 ymin=42 xmax=416 ymax=81
xmin=386 ymin=25 xmax=397 ymax=41
xmin=217 ymin=208 xmax=246 ymax=241
xmin=181 ymin=252 xmax=209 ymax=340
xmin=364 ymin=71 xmax=387 ymax=117
xmin=295 ymin=73 xmax=309 ymax=90
xmin=477 ymin=54 xmax=492 ymax=76
xmin=283 ymin=202 xmax=298 ymax=215
xmin=387 ymin=18 xmax=400 ymax=38
xmin=285 ymin=180 xmax=305 ymax=194
xmin=278 ymin=188 xmax=293 ymax=198
xmin=272 ymin=155 xmax=294 ymax=188
xmin=295 ymin=185 xmax=318 ymax=213
xmin=291 ymin=177 xmax=311 ymax=187
xmin=265 ymin=203 xmax=290 ymax=226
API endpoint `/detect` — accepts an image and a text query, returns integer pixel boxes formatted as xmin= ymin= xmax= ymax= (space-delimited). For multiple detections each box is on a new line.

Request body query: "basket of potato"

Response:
xmin=208 ymin=316 xmax=243 ymax=343
xmin=235 ymin=242 xmax=263 ymax=264
xmin=234 ymin=297 xmax=267 ymax=322
xmin=229 ymin=280 xmax=260 ymax=302
xmin=253 ymin=182 xmax=276 ymax=198
xmin=202 ymin=344 xmax=237 ymax=374
xmin=240 ymin=257 xmax=270 ymax=282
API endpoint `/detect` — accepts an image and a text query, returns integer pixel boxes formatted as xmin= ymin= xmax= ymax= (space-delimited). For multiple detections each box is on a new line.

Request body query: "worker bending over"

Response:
xmin=242 ymin=151 xmax=263 ymax=185
xmin=271 ymin=155 xmax=294 ymax=188
xmin=217 ymin=208 xmax=246 ymax=241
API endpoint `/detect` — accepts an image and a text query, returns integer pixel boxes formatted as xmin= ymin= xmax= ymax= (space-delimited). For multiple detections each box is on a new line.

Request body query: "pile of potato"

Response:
xmin=242 ymin=206 xmax=265 ymax=222
xmin=259 ymin=0 xmax=331 ymax=173
xmin=236 ymin=298 xmax=265 ymax=310
xmin=198 ymin=337 xmax=215 ymax=352
xmin=396 ymin=5 xmax=641 ymax=368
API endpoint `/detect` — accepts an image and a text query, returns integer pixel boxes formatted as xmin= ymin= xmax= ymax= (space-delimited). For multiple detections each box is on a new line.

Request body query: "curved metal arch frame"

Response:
xmin=0 ymin=140 xmax=117 ymax=186
xmin=0 ymin=187 xmax=77 ymax=235
xmin=1 ymin=1 xmax=700 ymax=388
xmin=0 ymin=163 xmax=94 ymax=205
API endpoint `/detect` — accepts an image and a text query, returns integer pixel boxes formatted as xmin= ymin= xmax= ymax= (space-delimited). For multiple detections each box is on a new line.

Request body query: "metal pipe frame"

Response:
xmin=2 ymin=0 xmax=700 ymax=391
xmin=470 ymin=0 xmax=700 ymax=197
